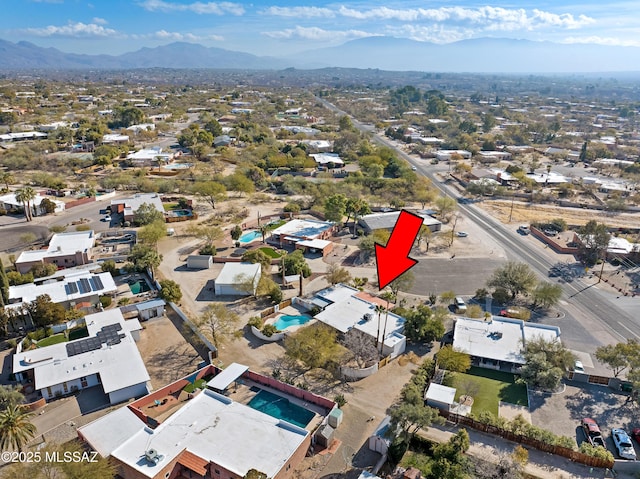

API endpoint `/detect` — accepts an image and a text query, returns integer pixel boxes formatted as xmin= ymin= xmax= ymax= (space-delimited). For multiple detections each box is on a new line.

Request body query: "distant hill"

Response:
xmin=291 ymin=37 xmax=640 ymax=73
xmin=0 ymin=40 xmax=290 ymax=70
xmin=2 ymin=37 xmax=640 ymax=72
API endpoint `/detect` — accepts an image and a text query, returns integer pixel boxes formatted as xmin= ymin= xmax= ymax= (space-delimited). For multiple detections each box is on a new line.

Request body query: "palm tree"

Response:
xmin=14 ymin=187 xmax=36 ymax=222
xmin=0 ymin=404 xmax=37 ymax=451
xmin=374 ymin=304 xmax=385 ymax=348
xmin=379 ymin=291 xmax=396 ymax=354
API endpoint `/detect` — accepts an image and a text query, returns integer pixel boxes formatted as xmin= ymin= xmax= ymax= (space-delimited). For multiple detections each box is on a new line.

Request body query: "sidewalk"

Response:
xmin=419 ymin=423 xmax=631 ymax=479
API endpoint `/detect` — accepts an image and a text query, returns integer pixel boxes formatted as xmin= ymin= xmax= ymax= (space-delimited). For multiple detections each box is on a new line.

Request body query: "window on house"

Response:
xmin=62 ymin=382 xmax=68 ymax=393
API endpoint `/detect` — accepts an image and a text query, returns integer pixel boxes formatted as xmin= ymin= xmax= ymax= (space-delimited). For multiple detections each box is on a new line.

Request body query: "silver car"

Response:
xmin=612 ymin=428 xmax=637 ymax=460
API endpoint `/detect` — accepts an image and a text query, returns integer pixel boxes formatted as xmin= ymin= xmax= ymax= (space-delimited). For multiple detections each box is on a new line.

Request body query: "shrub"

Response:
xmin=199 ymin=244 xmax=217 ymax=256
xmin=474 ymin=288 xmax=489 ymax=300
xmin=333 ymin=394 xmax=347 ymax=408
xmin=247 ymin=316 xmax=263 ymax=329
xmin=268 ymin=285 xmax=283 ymax=303
xmin=118 ymin=297 xmax=130 ymax=306
xmin=99 ymin=295 xmax=112 ymax=308
xmin=579 ymin=442 xmax=614 ymax=463
xmin=492 ymin=287 xmax=510 ymax=304
xmin=7 ymin=339 xmax=17 ymax=350
xmin=261 ymin=324 xmax=279 ymax=337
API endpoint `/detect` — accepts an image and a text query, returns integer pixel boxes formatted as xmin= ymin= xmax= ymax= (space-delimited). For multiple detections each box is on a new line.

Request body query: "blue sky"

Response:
xmin=1 ymin=0 xmax=639 ymax=56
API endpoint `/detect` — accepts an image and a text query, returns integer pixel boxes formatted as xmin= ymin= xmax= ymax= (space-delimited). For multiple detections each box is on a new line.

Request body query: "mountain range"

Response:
xmin=2 ymin=37 xmax=640 ymax=73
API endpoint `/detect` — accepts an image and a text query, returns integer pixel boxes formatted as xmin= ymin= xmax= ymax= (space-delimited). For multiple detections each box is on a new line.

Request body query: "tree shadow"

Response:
xmin=195 ymin=280 xmax=217 ymax=301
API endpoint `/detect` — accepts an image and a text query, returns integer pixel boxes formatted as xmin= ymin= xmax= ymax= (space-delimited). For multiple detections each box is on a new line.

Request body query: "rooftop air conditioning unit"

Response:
xmin=144 ymin=449 xmax=162 ymax=465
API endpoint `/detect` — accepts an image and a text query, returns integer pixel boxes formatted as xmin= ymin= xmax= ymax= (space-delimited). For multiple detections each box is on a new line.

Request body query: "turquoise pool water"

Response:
xmin=163 ymin=163 xmax=193 ymax=169
xmin=274 ymin=315 xmax=311 ymax=331
xmin=239 ymin=230 xmax=262 ymax=243
xmin=170 ymin=209 xmax=192 ymax=217
xmin=248 ymin=390 xmax=314 ymax=428
xmin=129 ymin=280 xmax=151 ymax=295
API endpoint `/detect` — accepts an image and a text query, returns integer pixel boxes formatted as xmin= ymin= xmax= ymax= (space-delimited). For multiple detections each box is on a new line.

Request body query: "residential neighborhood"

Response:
xmin=0 ymin=68 xmax=639 ymax=479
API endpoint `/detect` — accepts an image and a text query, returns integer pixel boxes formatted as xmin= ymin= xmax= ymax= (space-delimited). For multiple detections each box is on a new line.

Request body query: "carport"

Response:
xmin=206 ymin=363 xmax=248 ymax=394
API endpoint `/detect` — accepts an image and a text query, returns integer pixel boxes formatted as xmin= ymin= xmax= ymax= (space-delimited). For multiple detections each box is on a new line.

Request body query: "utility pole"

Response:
xmin=509 ymin=193 xmax=515 ymax=223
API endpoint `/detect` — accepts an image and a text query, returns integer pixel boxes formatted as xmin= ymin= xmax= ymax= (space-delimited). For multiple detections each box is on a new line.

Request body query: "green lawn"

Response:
xmin=443 ymin=366 xmax=528 ymax=416
xmin=163 ymin=202 xmax=178 ymax=211
xmin=183 ymin=378 xmax=208 ymax=393
xmin=259 ymin=247 xmax=282 ymax=258
xmin=266 ymin=219 xmax=287 ymax=230
xmin=37 ymin=334 xmax=67 ymax=348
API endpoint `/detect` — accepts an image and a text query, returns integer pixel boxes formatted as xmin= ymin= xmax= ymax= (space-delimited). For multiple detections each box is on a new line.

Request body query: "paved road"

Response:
xmin=318 ymin=97 xmax=637 ymax=350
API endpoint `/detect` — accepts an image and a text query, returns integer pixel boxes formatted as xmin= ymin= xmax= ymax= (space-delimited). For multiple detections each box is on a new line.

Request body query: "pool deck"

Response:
xmin=140 ymin=377 xmax=325 ymax=432
xmin=266 ymin=305 xmax=317 ymax=334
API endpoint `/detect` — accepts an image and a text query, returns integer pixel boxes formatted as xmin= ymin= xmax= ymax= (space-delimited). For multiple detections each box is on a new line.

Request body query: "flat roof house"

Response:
xmin=309 ymin=153 xmax=344 ymax=168
xmin=312 ymin=284 xmax=407 ymax=359
xmin=269 ymin=218 xmax=335 ymax=248
xmin=453 ymin=316 xmax=561 ymax=372
xmin=126 ymin=147 xmax=172 ymax=167
xmin=214 ymin=262 xmax=261 ymax=296
xmin=12 ymin=309 xmax=149 ymax=404
xmin=7 ymin=271 xmax=117 ymax=312
xmin=0 ymin=192 xmax=65 ymax=217
xmin=15 ymin=230 xmax=96 ymax=274
xmin=78 ymin=364 xmax=335 ymax=479
xmin=111 ymin=193 xmax=164 ymax=222
xmin=358 ymin=211 xmax=442 ymax=235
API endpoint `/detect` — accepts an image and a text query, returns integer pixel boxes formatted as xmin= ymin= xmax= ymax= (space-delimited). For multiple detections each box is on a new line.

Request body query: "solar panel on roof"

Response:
xmin=91 ymin=276 xmax=104 ymax=291
xmin=77 ymin=280 xmax=88 ymax=294
xmin=65 ymin=282 xmax=78 ymax=295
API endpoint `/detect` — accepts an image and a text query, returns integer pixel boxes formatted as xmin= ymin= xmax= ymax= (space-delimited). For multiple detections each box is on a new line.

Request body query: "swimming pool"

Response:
xmin=248 ymin=390 xmax=314 ymax=428
xmin=239 ymin=230 xmax=262 ymax=243
xmin=273 ymin=315 xmax=312 ymax=331
xmin=129 ymin=280 xmax=151 ymax=295
xmin=168 ymin=209 xmax=192 ymax=217
xmin=162 ymin=163 xmax=193 ymax=170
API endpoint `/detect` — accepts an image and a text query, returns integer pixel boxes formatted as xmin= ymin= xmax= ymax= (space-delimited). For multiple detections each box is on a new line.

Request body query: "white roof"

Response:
xmin=0 ymin=192 xmax=64 ymax=210
xmin=8 ymin=272 xmax=117 ymax=309
xmin=0 ymin=132 xmax=47 ymax=141
xmin=453 ymin=317 xmax=561 ymax=365
xmin=111 ymin=193 xmax=164 ymax=216
xmin=359 ymin=211 xmax=441 ymax=231
xmin=527 ymin=172 xmax=569 ymax=184
xmin=296 ymin=239 xmax=332 ymax=249
xmin=126 ymin=123 xmax=155 ymax=132
xmin=127 ymin=148 xmax=172 ymax=162
xmin=425 ymin=383 xmax=456 ymax=405
xmin=271 ymin=219 xmax=334 ymax=240
xmin=12 ymin=309 xmax=149 ymax=394
xmin=16 ymin=230 xmax=95 ymax=264
xmin=607 ymin=237 xmax=640 ymax=255
xmin=99 ymin=389 xmax=308 ymax=478
xmin=310 ymin=153 xmax=344 ymax=166
xmin=78 ymin=406 xmax=143 ymax=457
xmin=206 ymin=362 xmax=248 ymax=391
xmin=216 ymin=262 xmax=261 ymax=285
xmin=314 ymin=284 xmax=405 ymax=347
xmin=102 ymin=134 xmax=129 ymax=143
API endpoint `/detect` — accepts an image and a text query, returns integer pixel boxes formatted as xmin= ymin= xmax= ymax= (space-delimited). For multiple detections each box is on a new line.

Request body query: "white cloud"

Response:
xmin=261 ymin=6 xmax=334 ymax=18
xmin=131 ymin=30 xmax=224 ymax=41
xmin=92 ymin=17 xmax=108 ymax=25
xmin=263 ymin=25 xmax=378 ymax=41
xmin=563 ymin=36 xmax=640 ymax=47
xmin=317 ymin=5 xmax=594 ymax=31
xmin=23 ymin=21 xmax=118 ymax=37
xmin=385 ymin=24 xmax=475 ymax=44
xmin=139 ymin=0 xmax=244 ymax=15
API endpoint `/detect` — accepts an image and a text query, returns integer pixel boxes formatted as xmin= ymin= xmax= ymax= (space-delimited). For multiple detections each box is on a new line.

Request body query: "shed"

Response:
xmin=135 ymin=299 xmax=166 ymax=321
xmin=315 ymin=424 xmax=335 ymax=448
xmin=214 ymin=262 xmax=261 ymax=296
xmin=328 ymin=408 xmax=343 ymax=428
xmin=425 ymin=383 xmax=456 ymax=412
xmin=187 ymin=255 xmax=213 ymax=270
xmin=368 ymin=416 xmax=391 ymax=455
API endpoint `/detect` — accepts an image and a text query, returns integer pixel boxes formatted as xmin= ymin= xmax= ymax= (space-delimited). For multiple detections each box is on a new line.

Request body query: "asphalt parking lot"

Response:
xmin=529 ymin=381 xmax=639 ymax=459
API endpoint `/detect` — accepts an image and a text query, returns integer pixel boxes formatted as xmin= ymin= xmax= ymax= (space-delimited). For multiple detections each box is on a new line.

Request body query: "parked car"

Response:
xmin=517 ymin=225 xmax=530 ymax=235
xmin=456 ymin=231 xmax=468 ymax=237
xmin=573 ymin=360 xmax=585 ymax=373
xmin=581 ymin=418 xmax=606 ymax=447
xmin=103 ymin=215 xmax=111 ymax=222
xmin=454 ymin=297 xmax=467 ymax=313
xmin=631 ymin=428 xmax=640 ymax=443
xmin=612 ymin=428 xmax=637 ymax=460
xmin=411 ymin=166 xmax=417 ymax=171
xmin=498 ymin=307 xmax=530 ymax=320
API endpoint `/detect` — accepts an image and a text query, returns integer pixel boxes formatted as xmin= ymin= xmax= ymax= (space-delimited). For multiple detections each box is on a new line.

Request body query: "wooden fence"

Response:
xmin=439 ymin=410 xmax=614 ymax=469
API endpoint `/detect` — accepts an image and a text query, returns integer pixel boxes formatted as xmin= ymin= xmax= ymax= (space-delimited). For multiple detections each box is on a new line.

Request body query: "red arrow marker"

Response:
xmin=375 ymin=210 xmax=423 ymax=290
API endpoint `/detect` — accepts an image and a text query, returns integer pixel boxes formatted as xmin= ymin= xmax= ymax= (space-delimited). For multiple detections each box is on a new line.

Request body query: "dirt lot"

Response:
xmin=479 ymin=200 xmax=640 ymax=228
xmin=135 ymin=312 xmax=202 ymax=390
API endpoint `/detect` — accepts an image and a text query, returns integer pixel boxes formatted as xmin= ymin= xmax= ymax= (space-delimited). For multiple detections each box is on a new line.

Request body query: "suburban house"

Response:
xmin=7 ymin=271 xmax=117 ymax=312
xmin=126 ymin=123 xmax=155 ymax=133
xmin=213 ymin=135 xmax=232 ymax=147
xmin=268 ymin=218 xmax=335 ymax=248
xmin=425 ymin=383 xmax=457 ymax=412
xmin=214 ymin=262 xmax=262 ymax=296
xmin=78 ymin=363 xmax=336 ymax=479
xmin=12 ymin=309 xmax=150 ymax=404
xmin=294 ymin=239 xmax=334 ymax=257
xmin=0 ymin=132 xmax=48 ymax=142
xmin=15 ymin=230 xmax=96 ymax=274
xmin=126 ymin=147 xmax=173 ymax=167
xmin=309 ymin=153 xmax=345 ymax=168
xmin=102 ymin=133 xmax=130 ymax=144
xmin=452 ymin=316 xmax=561 ymax=372
xmin=435 ymin=149 xmax=472 ymax=161
xmin=0 ymin=192 xmax=65 ymax=217
xmin=110 ymin=193 xmax=164 ymax=222
xmin=310 ymin=284 xmax=407 ymax=359
xmin=358 ymin=211 xmax=442 ymax=235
